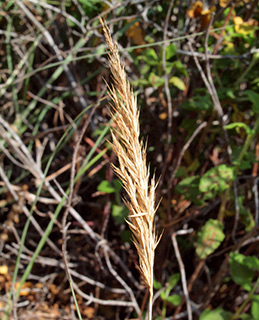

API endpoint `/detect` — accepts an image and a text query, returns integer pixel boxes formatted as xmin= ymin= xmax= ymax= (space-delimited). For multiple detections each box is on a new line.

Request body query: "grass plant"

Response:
xmin=2 ymin=2 xmax=259 ymax=319
xmin=100 ymin=18 xmax=160 ymax=320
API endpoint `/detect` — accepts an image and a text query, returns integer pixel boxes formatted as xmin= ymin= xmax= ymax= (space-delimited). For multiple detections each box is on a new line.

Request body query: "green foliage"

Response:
xmin=229 ymin=252 xmax=259 ymax=291
xmin=181 ymin=89 xmax=212 ymax=111
xmin=225 ymin=122 xmax=252 ymax=135
xmin=97 ymin=179 xmax=128 ymax=225
xmin=251 ymin=295 xmax=259 ymax=320
xmin=195 ymin=219 xmax=225 ymax=259
xmin=97 ymin=180 xmax=116 ymax=193
xmin=175 ymin=175 xmax=202 ymax=205
xmin=199 ymin=165 xmax=236 ymax=200
xmin=160 ymin=293 xmax=181 ymax=306
xmin=154 ymin=274 xmax=181 ymax=319
xmin=153 ymin=278 xmax=162 ymax=290
xmin=200 ymin=307 xmax=232 ymax=320
xmin=176 ymin=165 xmax=236 ymax=206
xmin=245 ymin=90 xmax=259 ymax=114
xmin=238 ymin=196 xmax=255 ymax=232
xmin=111 ymin=204 xmax=128 ymax=225
xmin=169 ymin=76 xmax=185 ymax=91
xmin=165 ymin=43 xmax=177 ymax=60
xmin=132 ymin=43 xmax=187 ymax=91
xmin=149 ymin=72 xmax=164 ymax=87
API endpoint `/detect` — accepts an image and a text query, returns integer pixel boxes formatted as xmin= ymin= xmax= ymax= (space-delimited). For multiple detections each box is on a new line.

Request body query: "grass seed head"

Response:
xmin=100 ymin=18 xmax=159 ymax=289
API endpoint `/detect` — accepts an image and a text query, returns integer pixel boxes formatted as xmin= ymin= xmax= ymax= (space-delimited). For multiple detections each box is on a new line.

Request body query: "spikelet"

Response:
xmin=100 ymin=19 xmax=159 ymax=317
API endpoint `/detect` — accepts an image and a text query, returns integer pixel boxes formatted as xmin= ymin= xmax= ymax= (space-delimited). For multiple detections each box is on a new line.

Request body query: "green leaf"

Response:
xmin=195 ymin=219 xmax=225 ymax=259
xmin=242 ymin=256 xmax=259 ymax=270
xmin=172 ymin=60 xmax=188 ymax=76
xmin=160 ymin=291 xmax=166 ymax=300
xmin=200 ymin=307 xmax=232 ymax=320
xmin=120 ymin=230 xmax=131 ymax=243
xmin=149 ymin=72 xmax=164 ymax=87
xmin=97 ymin=180 xmax=115 ymax=193
xmin=239 ymin=314 xmax=254 ymax=320
xmin=231 ymin=252 xmax=259 ymax=271
xmin=111 ymin=204 xmax=128 ymax=225
xmin=112 ymin=179 xmax=122 ymax=193
xmin=165 ymin=61 xmax=174 ymax=74
xmin=165 ymin=43 xmax=177 ymax=60
xmin=232 ymin=147 xmax=255 ymax=171
xmin=166 ymin=294 xmax=181 ymax=306
xmin=140 ymin=64 xmax=150 ymax=76
xmin=132 ymin=78 xmax=150 ymax=87
xmin=245 ymin=90 xmax=259 ymax=114
xmin=175 ymin=175 xmax=202 ymax=205
xmin=168 ymin=273 xmax=180 ymax=289
xmin=239 ymin=197 xmax=255 ymax=232
xmin=153 ymin=279 xmax=162 ymax=290
xmin=199 ymin=165 xmax=236 ymax=199
xmin=181 ymin=92 xmax=212 ymax=111
xmin=226 ymin=89 xmax=235 ymax=99
xmin=229 ymin=252 xmax=255 ymax=291
xmin=138 ymin=48 xmax=158 ymax=65
xmin=169 ymin=76 xmax=186 ymax=91
xmin=225 ymin=122 xmax=251 ymax=135
xmin=252 ymin=295 xmax=259 ymax=320
xmin=145 ymin=48 xmax=158 ymax=61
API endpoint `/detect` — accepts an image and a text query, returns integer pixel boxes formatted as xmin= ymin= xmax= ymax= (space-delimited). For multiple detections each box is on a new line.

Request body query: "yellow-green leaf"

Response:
xmin=169 ymin=76 xmax=185 ymax=91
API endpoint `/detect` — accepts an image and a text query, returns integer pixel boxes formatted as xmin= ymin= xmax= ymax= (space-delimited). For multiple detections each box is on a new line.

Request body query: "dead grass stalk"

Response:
xmin=100 ymin=18 xmax=159 ymax=320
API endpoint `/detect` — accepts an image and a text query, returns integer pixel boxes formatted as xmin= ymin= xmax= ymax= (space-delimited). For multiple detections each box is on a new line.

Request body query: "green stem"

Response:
xmin=235 ymin=52 xmax=259 ymax=87
xmin=218 ymin=190 xmax=229 ymax=222
xmin=231 ymin=276 xmax=259 ymax=320
xmin=236 ymin=115 xmax=259 ymax=168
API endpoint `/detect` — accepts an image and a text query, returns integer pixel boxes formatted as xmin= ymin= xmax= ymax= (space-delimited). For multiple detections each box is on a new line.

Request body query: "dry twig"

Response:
xmin=172 ymin=230 xmax=194 ymax=320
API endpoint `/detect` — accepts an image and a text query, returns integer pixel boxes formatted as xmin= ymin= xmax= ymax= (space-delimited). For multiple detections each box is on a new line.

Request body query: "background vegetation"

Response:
xmin=0 ymin=0 xmax=259 ymax=319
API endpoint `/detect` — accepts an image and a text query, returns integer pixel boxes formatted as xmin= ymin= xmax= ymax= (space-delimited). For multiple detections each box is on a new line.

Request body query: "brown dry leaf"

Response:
xmin=126 ymin=20 xmax=145 ymax=45
xmin=0 ymin=199 xmax=8 ymax=207
xmin=36 ymin=282 xmax=44 ymax=289
xmin=159 ymin=112 xmax=167 ymax=120
xmin=187 ymin=1 xmax=216 ymax=29
xmin=49 ymin=283 xmax=59 ymax=295
xmin=0 ymin=265 xmax=8 ymax=275
xmin=23 ymin=303 xmax=61 ymax=319
xmin=200 ymin=6 xmax=216 ymax=29
xmin=15 ymin=281 xmax=33 ymax=296
xmin=82 ymin=306 xmax=95 ymax=318
xmin=174 ymin=198 xmax=192 ymax=214
xmin=187 ymin=1 xmax=203 ymax=18
xmin=0 ymin=275 xmax=7 ymax=291
xmin=219 ymin=0 xmax=230 ymax=7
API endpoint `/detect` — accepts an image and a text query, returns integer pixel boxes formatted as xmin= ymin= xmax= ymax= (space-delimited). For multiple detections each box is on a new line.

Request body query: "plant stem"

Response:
xmin=230 ymin=276 xmax=259 ymax=320
xmin=149 ymin=286 xmax=153 ymax=320
xmin=236 ymin=115 xmax=259 ymax=168
xmin=234 ymin=52 xmax=259 ymax=87
xmin=218 ymin=190 xmax=229 ymax=222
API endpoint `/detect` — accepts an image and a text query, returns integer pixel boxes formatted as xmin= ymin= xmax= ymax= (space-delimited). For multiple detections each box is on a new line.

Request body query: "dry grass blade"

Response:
xmin=100 ymin=18 xmax=159 ymax=319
